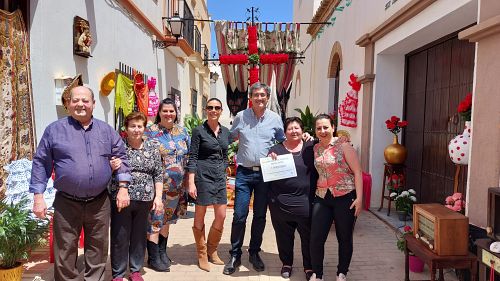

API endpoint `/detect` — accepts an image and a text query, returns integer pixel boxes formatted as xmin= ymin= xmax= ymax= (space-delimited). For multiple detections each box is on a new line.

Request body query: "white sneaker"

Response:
xmin=310 ymin=273 xmax=323 ymax=281
xmin=336 ymin=273 xmax=347 ymax=281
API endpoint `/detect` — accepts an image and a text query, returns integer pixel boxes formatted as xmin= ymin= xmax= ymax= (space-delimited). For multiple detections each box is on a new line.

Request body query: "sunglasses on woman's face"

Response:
xmin=206 ymin=106 xmax=222 ymax=111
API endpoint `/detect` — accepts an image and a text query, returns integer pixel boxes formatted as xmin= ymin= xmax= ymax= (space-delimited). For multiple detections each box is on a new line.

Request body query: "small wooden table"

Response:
xmin=475 ymin=238 xmax=500 ymax=281
xmin=378 ymin=163 xmax=406 ymax=215
xmin=405 ymin=235 xmax=477 ymax=281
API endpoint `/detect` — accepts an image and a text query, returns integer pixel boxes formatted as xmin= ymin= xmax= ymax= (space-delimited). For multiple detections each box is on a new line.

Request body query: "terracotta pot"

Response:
xmin=448 ymin=121 xmax=471 ymax=165
xmin=384 ymin=135 xmax=407 ymax=164
xmin=0 ymin=263 xmax=23 ymax=281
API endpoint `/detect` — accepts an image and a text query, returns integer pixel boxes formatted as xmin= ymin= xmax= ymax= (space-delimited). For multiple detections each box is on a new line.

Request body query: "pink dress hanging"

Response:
xmin=147 ymin=77 xmax=159 ymax=117
xmin=339 ymin=73 xmax=361 ymax=128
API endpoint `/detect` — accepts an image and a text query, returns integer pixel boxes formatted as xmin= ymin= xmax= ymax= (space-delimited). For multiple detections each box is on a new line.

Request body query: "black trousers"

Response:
xmin=269 ymin=203 xmax=312 ymax=270
xmin=310 ymin=190 xmax=356 ymax=278
xmin=110 ymin=200 xmax=152 ymax=278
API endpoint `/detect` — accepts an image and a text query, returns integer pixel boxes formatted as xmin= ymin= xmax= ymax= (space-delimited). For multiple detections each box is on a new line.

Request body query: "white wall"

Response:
xmin=29 ymin=0 xmax=210 ymax=141
xmin=30 ymin=0 xmax=167 ymax=141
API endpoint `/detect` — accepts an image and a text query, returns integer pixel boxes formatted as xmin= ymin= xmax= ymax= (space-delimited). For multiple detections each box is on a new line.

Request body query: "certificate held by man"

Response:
xmin=259 ymin=153 xmax=297 ymax=182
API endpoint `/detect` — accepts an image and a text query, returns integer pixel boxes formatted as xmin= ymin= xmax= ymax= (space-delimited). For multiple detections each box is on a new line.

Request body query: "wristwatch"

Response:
xmin=118 ymin=182 xmax=129 ymax=189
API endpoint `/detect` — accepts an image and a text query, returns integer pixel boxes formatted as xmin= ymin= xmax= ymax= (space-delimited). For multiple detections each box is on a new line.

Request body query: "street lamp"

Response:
xmin=168 ymin=12 xmax=184 ymax=40
xmin=154 ymin=12 xmax=184 ymax=49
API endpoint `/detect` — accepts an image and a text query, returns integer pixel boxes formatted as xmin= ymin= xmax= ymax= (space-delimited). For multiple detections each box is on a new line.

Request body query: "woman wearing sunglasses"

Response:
xmin=186 ymin=98 xmax=230 ymax=271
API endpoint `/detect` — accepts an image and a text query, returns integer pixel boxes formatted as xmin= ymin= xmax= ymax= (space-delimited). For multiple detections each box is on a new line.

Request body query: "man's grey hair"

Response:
xmin=70 ymin=85 xmax=95 ymax=101
xmin=249 ymin=82 xmax=271 ymax=97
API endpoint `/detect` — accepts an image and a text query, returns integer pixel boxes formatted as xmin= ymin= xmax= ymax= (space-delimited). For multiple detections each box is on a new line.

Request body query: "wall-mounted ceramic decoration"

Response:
xmin=73 ymin=16 xmax=92 ymax=58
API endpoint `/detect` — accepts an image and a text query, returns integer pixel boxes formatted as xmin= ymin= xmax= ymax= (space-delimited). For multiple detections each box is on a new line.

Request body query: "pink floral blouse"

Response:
xmin=314 ymin=137 xmax=355 ymax=198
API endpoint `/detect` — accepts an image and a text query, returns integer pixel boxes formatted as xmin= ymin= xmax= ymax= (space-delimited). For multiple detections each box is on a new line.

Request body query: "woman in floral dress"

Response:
xmin=144 ymin=98 xmax=190 ymax=272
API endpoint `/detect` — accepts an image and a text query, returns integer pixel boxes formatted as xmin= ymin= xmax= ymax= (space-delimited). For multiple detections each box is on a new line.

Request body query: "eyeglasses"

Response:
xmin=206 ymin=106 xmax=222 ymax=111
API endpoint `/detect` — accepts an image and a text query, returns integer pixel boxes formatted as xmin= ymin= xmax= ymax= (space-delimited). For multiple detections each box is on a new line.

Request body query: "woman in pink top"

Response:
xmin=309 ymin=114 xmax=363 ymax=281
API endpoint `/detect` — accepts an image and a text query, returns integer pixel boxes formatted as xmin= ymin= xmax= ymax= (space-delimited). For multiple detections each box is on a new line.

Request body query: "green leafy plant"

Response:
xmin=390 ymin=189 xmax=417 ymax=215
xmin=227 ymin=140 xmax=239 ymax=164
xmin=248 ymin=54 xmax=260 ymax=65
xmin=294 ymin=106 xmax=316 ymax=137
xmin=0 ymin=196 xmax=49 ymax=269
xmin=183 ymin=114 xmax=204 ymax=136
xmin=397 ymin=225 xmax=413 ymax=252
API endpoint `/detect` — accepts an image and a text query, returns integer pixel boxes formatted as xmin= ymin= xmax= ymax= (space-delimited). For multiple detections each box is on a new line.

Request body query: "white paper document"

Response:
xmin=259 ymin=153 xmax=297 ymax=182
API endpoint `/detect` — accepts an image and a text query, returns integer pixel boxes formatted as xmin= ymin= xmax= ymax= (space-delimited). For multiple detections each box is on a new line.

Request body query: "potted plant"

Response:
xmin=384 ymin=116 xmax=408 ymax=164
xmin=390 ymin=189 xmax=417 ymax=221
xmin=396 ymin=226 xmax=424 ymax=272
xmin=0 ymin=196 xmax=49 ymax=280
xmin=294 ymin=106 xmax=316 ymax=137
xmin=183 ymin=113 xmax=204 ymax=136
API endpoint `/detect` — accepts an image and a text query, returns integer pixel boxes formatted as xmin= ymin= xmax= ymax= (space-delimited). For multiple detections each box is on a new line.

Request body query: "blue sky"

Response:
xmin=207 ymin=0 xmax=293 ymax=55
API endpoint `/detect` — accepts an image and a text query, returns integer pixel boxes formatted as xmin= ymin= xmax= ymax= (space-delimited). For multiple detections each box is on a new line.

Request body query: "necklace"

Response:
xmin=283 ymin=141 xmax=303 ymax=156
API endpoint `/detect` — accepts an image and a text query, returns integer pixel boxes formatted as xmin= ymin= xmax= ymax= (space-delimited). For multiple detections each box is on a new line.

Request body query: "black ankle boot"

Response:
xmin=147 ymin=241 xmax=170 ymax=272
xmin=158 ymin=235 xmax=171 ymax=268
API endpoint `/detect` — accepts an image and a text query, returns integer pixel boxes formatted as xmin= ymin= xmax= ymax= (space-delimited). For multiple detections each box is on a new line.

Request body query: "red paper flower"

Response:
xmin=385 ymin=116 xmax=408 ymax=135
xmin=219 ymin=54 xmax=248 ymax=65
xmin=457 ymin=93 xmax=472 ymax=121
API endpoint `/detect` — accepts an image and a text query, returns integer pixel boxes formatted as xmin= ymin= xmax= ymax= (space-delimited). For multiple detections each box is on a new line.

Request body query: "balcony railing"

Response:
xmin=165 ymin=0 xmax=205 ymax=57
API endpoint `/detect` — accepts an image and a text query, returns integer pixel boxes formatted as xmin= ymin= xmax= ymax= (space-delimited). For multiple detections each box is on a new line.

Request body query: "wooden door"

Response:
xmin=403 ymin=34 xmax=474 ymax=204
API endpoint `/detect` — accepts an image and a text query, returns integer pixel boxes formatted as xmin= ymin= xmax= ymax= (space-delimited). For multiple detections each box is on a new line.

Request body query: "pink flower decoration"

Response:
xmin=452 ymin=193 xmax=463 ymax=200
xmin=445 ymin=196 xmax=454 ymax=205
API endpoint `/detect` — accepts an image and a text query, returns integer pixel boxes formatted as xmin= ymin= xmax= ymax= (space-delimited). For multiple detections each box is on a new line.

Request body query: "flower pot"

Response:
xmin=448 ymin=121 xmax=471 ymax=165
xmin=397 ymin=210 xmax=408 ymax=221
xmin=0 ymin=263 xmax=23 ymax=281
xmin=409 ymin=255 xmax=425 ymax=273
xmin=384 ymin=135 xmax=407 ymax=164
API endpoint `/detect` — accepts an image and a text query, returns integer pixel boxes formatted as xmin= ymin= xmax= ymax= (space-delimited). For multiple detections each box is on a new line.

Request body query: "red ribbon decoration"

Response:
xmin=219 ymin=54 xmax=248 ymax=65
xmin=260 ymin=53 xmax=289 ymax=64
xmin=248 ymin=25 xmax=258 ymax=55
xmin=249 ymin=66 xmax=259 ymax=85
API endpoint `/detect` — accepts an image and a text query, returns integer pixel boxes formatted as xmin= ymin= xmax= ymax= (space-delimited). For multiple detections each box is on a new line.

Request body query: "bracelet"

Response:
xmin=118 ymin=183 xmax=129 ymax=189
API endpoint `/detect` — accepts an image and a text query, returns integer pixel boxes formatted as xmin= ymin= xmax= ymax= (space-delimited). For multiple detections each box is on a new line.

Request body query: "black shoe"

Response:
xmin=158 ymin=235 xmax=172 ymax=269
xmin=249 ymin=252 xmax=265 ymax=272
xmin=147 ymin=241 xmax=170 ymax=272
xmin=305 ymin=271 xmax=314 ymax=281
xmin=281 ymin=266 xmax=292 ymax=278
xmin=223 ymin=256 xmax=241 ymax=275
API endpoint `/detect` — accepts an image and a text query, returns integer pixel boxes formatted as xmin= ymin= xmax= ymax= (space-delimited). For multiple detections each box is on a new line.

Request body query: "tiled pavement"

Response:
xmin=23 ymin=207 xmax=459 ymax=281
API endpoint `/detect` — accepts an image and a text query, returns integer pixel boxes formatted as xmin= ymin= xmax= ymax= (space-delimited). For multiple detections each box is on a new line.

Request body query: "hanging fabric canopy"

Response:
xmin=214 ymin=20 xmax=301 ymax=118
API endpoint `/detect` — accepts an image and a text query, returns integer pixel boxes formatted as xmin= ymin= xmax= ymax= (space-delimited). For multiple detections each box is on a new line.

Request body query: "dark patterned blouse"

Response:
xmin=110 ymin=138 xmax=163 ymax=201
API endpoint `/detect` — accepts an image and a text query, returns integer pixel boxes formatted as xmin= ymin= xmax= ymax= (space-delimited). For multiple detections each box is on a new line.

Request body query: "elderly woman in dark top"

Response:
xmin=268 ymin=117 xmax=317 ymax=281
xmin=186 ymin=98 xmax=230 ymax=272
xmin=109 ymin=112 xmax=163 ymax=281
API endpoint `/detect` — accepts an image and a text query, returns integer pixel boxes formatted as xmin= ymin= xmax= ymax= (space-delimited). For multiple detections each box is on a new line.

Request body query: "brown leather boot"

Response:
xmin=192 ymin=225 xmax=210 ymax=271
xmin=207 ymin=225 xmax=224 ymax=265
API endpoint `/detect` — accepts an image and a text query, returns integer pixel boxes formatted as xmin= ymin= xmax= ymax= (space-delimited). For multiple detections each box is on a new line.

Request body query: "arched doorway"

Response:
xmin=328 ymin=42 xmax=342 ymax=127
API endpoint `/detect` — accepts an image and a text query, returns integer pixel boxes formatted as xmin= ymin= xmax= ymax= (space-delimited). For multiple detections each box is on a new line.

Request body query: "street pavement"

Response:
xmin=24 ymin=207 xmax=459 ymax=281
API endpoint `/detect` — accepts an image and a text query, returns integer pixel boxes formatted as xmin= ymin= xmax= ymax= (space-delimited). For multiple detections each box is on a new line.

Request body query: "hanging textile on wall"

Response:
xmin=134 ymin=73 xmax=149 ymax=116
xmin=0 ymin=9 xmax=35 ymax=193
xmin=214 ymin=21 xmax=301 ymax=118
xmin=115 ymin=73 xmax=135 ymax=130
xmin=339 ymin=73 xmax=361 ymax=128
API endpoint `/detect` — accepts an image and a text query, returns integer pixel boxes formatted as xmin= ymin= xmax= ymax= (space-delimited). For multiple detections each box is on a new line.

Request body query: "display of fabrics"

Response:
xmin=0 ymin=9 xmax=36 ymax=193
xmin=115 ymin=73 xmax=135 ymax=130
xmin=134 ymin=73 xmax=149 ymax=116
xmin=4 ymin=158 xmax=55 ymax=207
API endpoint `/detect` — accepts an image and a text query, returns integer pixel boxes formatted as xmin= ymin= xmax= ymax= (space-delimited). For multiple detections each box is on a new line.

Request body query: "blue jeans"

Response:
xmin=229 ymin=166 xmax=269 ymax=257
